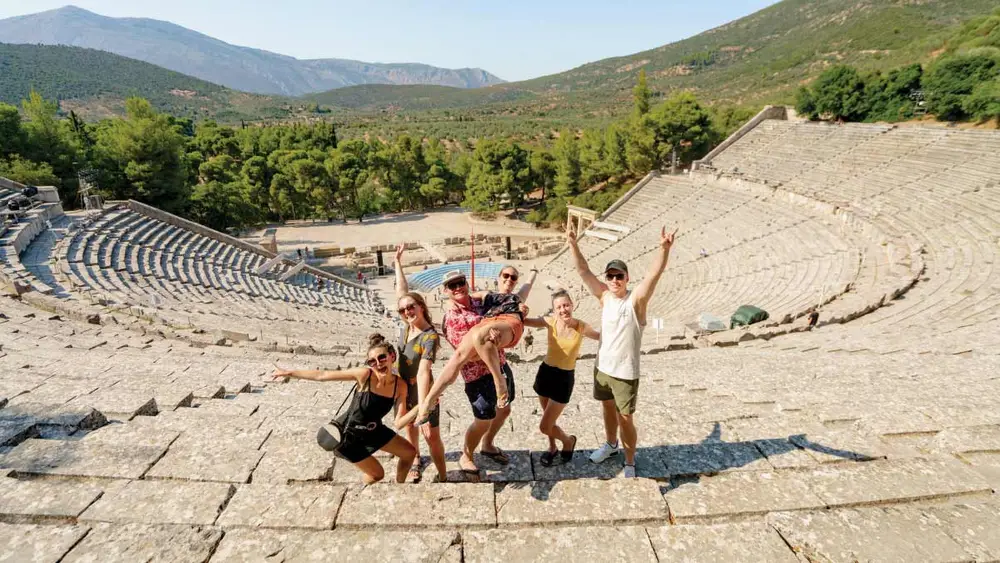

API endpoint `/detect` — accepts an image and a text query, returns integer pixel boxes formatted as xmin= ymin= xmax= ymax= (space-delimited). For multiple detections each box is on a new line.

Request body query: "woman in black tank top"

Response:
xmin=272 ymin=334 xmax=416 ymax=484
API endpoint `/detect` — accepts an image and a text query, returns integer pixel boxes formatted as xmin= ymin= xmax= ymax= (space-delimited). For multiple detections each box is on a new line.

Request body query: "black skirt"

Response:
xmin=533 ymin=362 xmax=575 ymax=404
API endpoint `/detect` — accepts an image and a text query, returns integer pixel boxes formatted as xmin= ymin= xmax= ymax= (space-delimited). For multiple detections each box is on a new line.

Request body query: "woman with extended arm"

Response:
xmin=272 ymin=334 xmax=416 ymax=484
xmin=393 ymin=244 xmax=448 ymax=482
xmin=523 ymin=290 xmax=600 ymax=466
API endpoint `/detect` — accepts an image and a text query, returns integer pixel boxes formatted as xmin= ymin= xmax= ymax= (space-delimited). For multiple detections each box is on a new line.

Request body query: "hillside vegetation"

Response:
xmin=0 ymin=43 xmax=299 ymax=121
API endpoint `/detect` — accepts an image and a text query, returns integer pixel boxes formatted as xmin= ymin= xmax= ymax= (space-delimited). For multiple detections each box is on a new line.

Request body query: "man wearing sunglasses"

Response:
xmin=567 ymin=225 xmax=677 ymax=478
xmin=434 ymin=265 xmax=534 ymax=474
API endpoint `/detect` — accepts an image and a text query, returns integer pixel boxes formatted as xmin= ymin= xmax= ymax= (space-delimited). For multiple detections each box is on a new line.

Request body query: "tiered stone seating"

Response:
xmin=540 ymin=173 xmax=872 ymax=340
xmin=702 ymin=121 xmax=1000 ymax=355
xmin=0 ymin=295 xmax=997 ymax=560
xmin=1 ymin=200 xmax=392 ymax=354
xmin=407 ymin=262 xmax=505 ymax=291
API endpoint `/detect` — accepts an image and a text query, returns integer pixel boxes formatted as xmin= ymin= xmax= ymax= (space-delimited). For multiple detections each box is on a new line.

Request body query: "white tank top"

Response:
xmin=597 ymin=290 xmax=644 ymax=381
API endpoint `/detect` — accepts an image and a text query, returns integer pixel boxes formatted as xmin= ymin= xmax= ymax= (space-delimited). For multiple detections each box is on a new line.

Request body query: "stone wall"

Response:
xmin=693 ymin=105 xmax=788 ymax=169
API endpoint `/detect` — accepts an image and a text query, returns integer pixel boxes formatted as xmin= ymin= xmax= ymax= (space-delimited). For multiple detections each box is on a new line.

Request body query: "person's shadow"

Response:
xmin=499 ymin=422 xmax=874 ymax=501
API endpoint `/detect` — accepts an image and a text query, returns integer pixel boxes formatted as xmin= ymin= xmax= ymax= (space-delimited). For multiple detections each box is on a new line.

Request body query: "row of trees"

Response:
xmin=1 ymin=71 xmax=727 ymax=232
xmin=796 ymin=11 xmax=1000 ymax=123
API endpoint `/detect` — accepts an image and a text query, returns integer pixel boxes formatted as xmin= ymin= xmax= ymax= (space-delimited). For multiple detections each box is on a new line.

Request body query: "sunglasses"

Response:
xmin=500 ymin=272 xmax=519 ymax=282
xmin=605 ymin=272 xmax=626 ymax=281
xmin=397 ymin=303 xmax=417 ymax=315
xmin=445 ymin=279 xmax=467 ymax=291
xmin=366 ymin=353 xmax=389 ymax=367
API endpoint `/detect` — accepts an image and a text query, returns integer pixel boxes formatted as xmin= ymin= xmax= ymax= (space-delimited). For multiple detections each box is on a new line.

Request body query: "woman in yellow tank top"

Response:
xmin=523 ymin=290 xmax=600 ymax=466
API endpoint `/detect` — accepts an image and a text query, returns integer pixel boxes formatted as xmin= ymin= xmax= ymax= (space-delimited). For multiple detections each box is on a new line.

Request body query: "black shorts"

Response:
xmin=334 ymin=424 xmax=397 ymax=463
xmin=533 ymin=362 xmax=575 ymax=404
xmin=405 ymin=380 xmax=440 ymax=428
xmin=464 ymin=365 xmax=516 ymax=420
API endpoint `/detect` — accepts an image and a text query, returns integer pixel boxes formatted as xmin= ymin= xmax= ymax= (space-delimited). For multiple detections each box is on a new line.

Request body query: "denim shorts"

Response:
xmin=464 ymin=364 xmax=516 ymax=420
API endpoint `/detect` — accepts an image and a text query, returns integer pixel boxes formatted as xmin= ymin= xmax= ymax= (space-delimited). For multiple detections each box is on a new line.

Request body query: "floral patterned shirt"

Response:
xmin=442 ymin=297 xmax=506 ymax=383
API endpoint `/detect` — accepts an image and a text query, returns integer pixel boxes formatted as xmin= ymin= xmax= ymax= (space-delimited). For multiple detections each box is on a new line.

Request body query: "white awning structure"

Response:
xmin=256 ymin=255 xmax=284 ymax=275
xmin=279 ymin=260 xmax=307 ymax=281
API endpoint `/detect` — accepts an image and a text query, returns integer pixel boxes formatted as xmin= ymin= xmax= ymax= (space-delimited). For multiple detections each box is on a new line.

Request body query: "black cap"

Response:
xmin=604 ymin=259 xmax=628 ymax=274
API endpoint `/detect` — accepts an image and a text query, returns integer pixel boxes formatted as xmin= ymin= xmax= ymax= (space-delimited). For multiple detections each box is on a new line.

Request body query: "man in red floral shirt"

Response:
xmin=439 ymin=269 xmax=515 ymax=475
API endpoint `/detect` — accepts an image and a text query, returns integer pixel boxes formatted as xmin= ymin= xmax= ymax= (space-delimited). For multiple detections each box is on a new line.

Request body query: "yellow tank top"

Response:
xmin=544 ymin=317 xmax=588 ymax=371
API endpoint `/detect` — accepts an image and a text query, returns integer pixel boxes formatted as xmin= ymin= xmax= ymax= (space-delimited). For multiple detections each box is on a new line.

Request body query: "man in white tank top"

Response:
xmin=567 ymin=225 xmax=677 ymax=478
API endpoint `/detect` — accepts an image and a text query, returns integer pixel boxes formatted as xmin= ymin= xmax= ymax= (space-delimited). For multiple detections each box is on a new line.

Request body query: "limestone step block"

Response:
xmin=187 ymin=399 xmax=258 ymax=417
xmin=258 ymin=415 xmax=327 ymax=442
xmin=66 ymin=388 xmax=157 ymax=420
xmin=801 ymin=458 xmax=993 ymax=508
xmin=920 ymin=500 xmax=1000 ymax=561
xmin=750 ymin=438 xmax=818 ymax=469
xmin=529 ymin=448 xmax=667 ymax=480
xmin=168 ymin=425 xmax=271 ymax=450
xmin=61 ymin=522 xmax=223 ymax=563
xmin=145 ymin=445 xmax=264 ymax=484
xmin=855 ymin=411 xmax=942 ymax=437
xmin=661 ymin=442 xmax=771 ymax=477
xmin=0 ymin=421 xmax=37 ymax=447
xmin=495 ymin=478 xmax=668 ymax=528
xmin=111 ymin=385 xmax=194 ymax=411
xmin=211 ymin=528 xmax=458 ymax=562
xmin=337 ymin=483 xmax=495 ymax=530
xmin=419 ymin=450 xmax=534 ymax=483
xmin=0 ymin=402 xmax=107 ymax=433
xmin=6 ymin=381 xmax=102 ymax=407
xmin=789 ymin=430 xmax=894 ymax=463
xmin=0 ymin=475 xmax=103 ymax=522
xmin=929 ymin=424 xmax=1000 ymax=455
xmin=216 ymin=483 xmax=346 ymax=530
xmin=664 ymin=470 xmax=826 ymax=522
xmin=646 ymin=522 xmax=799 ymax=562
xmin=0 ymin=439 xmax=165 ymax=479
xmin=79 ymin=479 xmax=233 ymax=526
xmin=464 ymin=526 xmax=656 ymax=563
xmin=770 ymin=506 xmax=972 ymax=562
xmin=960 ymin=452 xmax=1000 ymax=489
xmin=0 ymin=523 xmax=90 ymax=562
xmin=252 ymin=439 xmax=334 ymax=485
xmin=79 ymin=423 xmax=181 ymax=449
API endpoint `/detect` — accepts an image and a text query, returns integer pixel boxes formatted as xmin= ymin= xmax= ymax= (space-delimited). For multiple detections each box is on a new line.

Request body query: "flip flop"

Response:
xmin=480 ymin=448 xmax=510 ymax=465
xmin=560 ymin=435 xmax=577 ymax=463
xmin=539 ymin=450 xmax=558 ymax=467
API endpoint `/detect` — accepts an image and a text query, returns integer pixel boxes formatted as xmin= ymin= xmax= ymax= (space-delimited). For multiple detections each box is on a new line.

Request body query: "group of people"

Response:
xmin=273 ymin=225 xmax=677 ymax=483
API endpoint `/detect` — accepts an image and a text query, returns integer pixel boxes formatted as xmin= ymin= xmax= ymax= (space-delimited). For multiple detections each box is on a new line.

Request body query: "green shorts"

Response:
xmin=593 ymin=369 xmax=640 ymax=415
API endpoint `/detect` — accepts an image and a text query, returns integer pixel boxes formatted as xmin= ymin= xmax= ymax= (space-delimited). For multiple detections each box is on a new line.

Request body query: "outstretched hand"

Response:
xmin=565 ymin=225 xmax=578 ymax=246
xmin=394 ymin=243 xmax=405 ymax=263
xmin=271 ymin=368 xmax=294 ymax=382
xmin=661 ymin=226 xmax=678 ymax=252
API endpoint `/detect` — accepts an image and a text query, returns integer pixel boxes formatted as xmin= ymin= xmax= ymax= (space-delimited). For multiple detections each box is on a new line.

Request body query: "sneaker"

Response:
xmin=589 ymin=441 xmax=620 ymax=464
xmin=623 ymin=464 xmax=637 ymax=479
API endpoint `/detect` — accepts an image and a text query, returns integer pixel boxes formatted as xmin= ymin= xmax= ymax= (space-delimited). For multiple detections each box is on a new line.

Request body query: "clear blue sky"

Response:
xmin=0 ymin=1 xmax=778 ymax=81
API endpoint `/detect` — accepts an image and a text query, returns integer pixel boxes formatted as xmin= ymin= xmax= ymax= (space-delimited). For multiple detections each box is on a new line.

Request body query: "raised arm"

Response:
xmin=272 ymin=366 xmax=369 ymax=383
xmin=394 ymin=243 xmax=409 ymax=298
xmin=515 ymin=268 xmax=539 ymax=301
xmin=581 ymin=322 xmax=601 ymax=341
xmin=523 ymin=316 xmax=547 ymax=329
xmin=632 ymin=226 xmax=677 ymax=318
xmin=567 ymin=226 xmax=606 ymax=299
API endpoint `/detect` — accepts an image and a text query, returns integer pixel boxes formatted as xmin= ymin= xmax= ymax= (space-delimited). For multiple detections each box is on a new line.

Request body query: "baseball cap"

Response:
xmin=441 ymin=270 xmax=466 ymax=286
xmin=603 ymin=259 xmax=629 ymax=275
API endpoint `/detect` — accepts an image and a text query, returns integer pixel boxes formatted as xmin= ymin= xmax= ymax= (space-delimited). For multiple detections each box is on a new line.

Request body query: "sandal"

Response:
xmin=480 ymin=448 xmax=510 ymax=466
xmin=560 ymin=435 xmax=577 ymax=463
xmin=407 ymin=458 xmax=424 ymax=483
xmin=459 ymin=455 xmax=480 ymax=480
xmin=539 ymin=450 xmax=558 ymax=467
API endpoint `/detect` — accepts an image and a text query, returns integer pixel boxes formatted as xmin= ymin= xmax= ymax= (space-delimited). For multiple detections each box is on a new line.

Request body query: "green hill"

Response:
xmin=314 ymin=0 xmax=1000 ymax=119
xmin=304 ymin=84 xmax=535 ymax=111
xmin=0 ymin=43 xmax=294 ymax=121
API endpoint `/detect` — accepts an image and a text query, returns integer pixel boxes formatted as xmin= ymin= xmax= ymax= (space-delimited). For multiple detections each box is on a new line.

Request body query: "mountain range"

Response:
xmin=0 ymin=5 xmax=504 ymax=96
